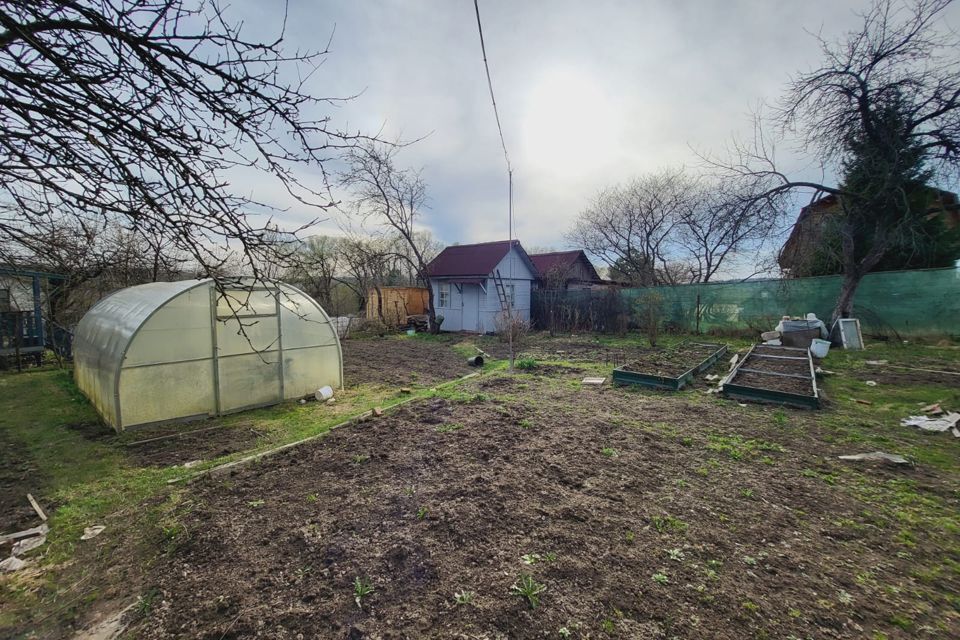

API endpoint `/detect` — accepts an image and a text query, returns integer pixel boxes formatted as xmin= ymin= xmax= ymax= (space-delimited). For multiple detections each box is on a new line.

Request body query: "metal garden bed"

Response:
xmin=720 ymin=344 xmax=820 ymax=409
xmin=612 ymin=342 xmax=728 ymax=391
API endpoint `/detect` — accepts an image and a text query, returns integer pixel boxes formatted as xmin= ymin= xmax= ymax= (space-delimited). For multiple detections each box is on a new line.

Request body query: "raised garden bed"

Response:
xmin=721 ymin=344 xmax=819 ymax=409
xmin=612 ymin=342 xmax=728 ymax=390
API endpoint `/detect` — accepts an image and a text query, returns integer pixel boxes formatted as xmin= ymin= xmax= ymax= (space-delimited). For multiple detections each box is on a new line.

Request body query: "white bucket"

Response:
xmin=315 ymin=385 xmax=334 ymax=401
xmin=809 ymin=339 xmax=831 ymax=359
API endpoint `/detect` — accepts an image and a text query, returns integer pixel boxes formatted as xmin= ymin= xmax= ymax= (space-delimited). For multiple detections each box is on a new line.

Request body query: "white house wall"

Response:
xmin=431 ymin=246 xmax=535 ymax=334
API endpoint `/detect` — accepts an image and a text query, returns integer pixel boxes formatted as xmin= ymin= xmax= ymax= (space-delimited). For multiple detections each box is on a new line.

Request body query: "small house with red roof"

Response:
xmin=425 ymin=240 xmax=538 ymax=333
xmin=528 ymin=250 xmax=605 ymax=290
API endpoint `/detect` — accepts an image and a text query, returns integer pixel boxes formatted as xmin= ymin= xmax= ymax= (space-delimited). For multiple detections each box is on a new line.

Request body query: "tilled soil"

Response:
xmin=342 ymin=338 xmax=471 ymax=388
xmin=130 ymin=374 xmax=956 ymax=639
xmin=124 ymin=423 xmax=265 ymax=467
xmin=619 ymin=343 xmax=720 ymax=378
xmin=730 ymin=352 xmax=815 ymax=396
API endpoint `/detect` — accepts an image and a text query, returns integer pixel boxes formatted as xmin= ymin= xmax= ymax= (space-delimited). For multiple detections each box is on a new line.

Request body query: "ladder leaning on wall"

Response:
xmin=493 ymin=269 xmax=510 ymax=311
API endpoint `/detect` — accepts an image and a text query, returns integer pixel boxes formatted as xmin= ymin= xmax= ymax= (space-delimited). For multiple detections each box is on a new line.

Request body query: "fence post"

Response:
xmin=696 ymin=293 xmax=701 ymax=335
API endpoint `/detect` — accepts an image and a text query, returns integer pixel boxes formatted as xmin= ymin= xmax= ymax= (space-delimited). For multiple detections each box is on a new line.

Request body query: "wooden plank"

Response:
xmin=26 ymin=493 xmax=47 ymax=521
xmin=736 ymin=367 xmax=812 ymax=380
xmin=749 ymin=354 xmax=808 ymax=361
xmin=0 ymin=524 xmax=48 ymax=545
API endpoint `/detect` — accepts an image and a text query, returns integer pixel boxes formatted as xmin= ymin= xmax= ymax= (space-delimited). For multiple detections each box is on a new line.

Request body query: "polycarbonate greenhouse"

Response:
xmin=74 ymin=279 xmax=343 ymax=431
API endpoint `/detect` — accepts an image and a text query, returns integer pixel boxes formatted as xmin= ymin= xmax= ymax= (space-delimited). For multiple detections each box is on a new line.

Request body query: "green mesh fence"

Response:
xmin=533 ymin=267 xmax=960 ymax=338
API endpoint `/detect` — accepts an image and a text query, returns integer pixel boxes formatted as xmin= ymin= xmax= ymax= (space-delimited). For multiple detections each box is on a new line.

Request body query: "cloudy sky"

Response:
xmin=230 ymin=0 xmax=957 ymax=260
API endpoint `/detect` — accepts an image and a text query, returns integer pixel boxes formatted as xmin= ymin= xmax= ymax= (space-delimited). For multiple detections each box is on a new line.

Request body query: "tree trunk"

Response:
xmin=424 ymin=278 xmax=440 ymax=334
xmin=831 ymin=269 xmax=861 ymax=324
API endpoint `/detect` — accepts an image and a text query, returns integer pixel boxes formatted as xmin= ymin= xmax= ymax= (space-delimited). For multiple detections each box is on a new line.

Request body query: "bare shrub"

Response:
xmin=634 ymin=291 xmax=664 ymax=347
xmin=493 ymin=311 xmax=530 ymax=346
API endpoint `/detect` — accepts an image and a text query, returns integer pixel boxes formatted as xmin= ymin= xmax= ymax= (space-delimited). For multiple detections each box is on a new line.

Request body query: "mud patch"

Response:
xmin=342 ymin=337 xmax=471 ymax=387
xmin=124 ymin=423 xmax=264 ymax=467
xmin=131 ymin=376 xmax=957 ymax=639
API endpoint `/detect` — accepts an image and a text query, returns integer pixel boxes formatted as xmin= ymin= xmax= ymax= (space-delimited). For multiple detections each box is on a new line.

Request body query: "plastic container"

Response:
xmin=315 ymin=385 xmax=334 ymax=401
xmin=809 ymin=338 xmax=831 ymax=359
xmin=407 ymin=328 xmax=416 ymax=336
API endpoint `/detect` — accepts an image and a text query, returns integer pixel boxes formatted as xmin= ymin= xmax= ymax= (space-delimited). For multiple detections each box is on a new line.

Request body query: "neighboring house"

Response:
xmin=425 ymin=240 xmax=539 ymax=333
xmin=0 ymin=266 xmax=69 ymax=362
xmin=779 ymin=188 xmax=960 ymax=276
xmin=529 ymin=250 xmax=605 ymax=290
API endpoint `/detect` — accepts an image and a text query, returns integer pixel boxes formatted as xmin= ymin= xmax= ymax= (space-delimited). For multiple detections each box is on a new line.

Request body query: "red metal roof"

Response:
xmin=427 ymin=240 xmax=536 ymax=278
xmin=529 ymin=250 xmax=602 ymax=282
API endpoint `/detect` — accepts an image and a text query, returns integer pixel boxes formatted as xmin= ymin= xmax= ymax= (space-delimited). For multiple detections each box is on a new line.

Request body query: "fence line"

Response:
xmin=532 ymin=266 xmax=960 ymax=338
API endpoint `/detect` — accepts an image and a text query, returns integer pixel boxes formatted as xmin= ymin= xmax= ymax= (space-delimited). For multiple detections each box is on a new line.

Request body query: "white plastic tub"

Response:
xmin=809 ymin=338 xmax=831 ymax=359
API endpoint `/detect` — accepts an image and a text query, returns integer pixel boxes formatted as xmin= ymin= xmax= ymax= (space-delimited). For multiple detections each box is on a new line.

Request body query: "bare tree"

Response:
xmin=712 ymin=0 xmax=960 ymax=321
xmin=341 ymin=142 xmax=441 ymax=332
xmin=568 ymin=169 xmax=778 ymax=285
xmin=567 ymin=170 xmax=687 ymax=286
xmin=0 ymin=0 xmax=371 ymax=281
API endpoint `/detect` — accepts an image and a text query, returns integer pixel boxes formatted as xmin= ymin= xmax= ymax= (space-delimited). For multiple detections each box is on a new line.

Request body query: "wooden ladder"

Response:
xmin=493 ymin=270 xmax=510 ymax=311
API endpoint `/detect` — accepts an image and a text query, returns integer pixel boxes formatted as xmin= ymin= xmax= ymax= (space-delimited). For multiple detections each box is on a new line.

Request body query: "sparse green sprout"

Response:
xmin=772 ymin=410 xmax=788 ymax=426
xmin=417 ymin=506 xmax=429 ymax=520
xmin=742 ymin=555 xmax=758 ymax=566
xmin=601 ymin=447 xmax=618 ymax=457
xmin=518 ymin=418 xmax=534 ymax=429
xmin=435 ymin=423 xmax=463 ymax=433
xmin=247 ymin=499 xmax=264 ymax=508
xmin=543 ymin=552 xmax=558 ymax=562
xmin=742 ymin=600 xmax=760 ymax=613
xmin=522 ymin=553 xmax=542 ymax=565
xmin=625 ymin=530 xmax=636 ymax=544
xmin=652 ymin=571 xmax=669 ymax=584
xmin=352 ymin=454 xmax=369 ymax=464
xmin=652 ymin=515 xmax=688 ymax=534
xmin=511 ymin=574 xmax=547 ymax=608
xmin=454 ymin=590 xmax=474 ymax=605
xmin=516 ymin=358 xmax=537 ymax=370
xmin=739 ymin=488 xmax=754 ymax=499
xmin=680 ymin=437 xmax=693 ymax=447
xmin=838 ymin=590 xmax=853 ymax=605
xmin=601 ymin=618 xmax=615 ymax=632
xmin=667 ymin=548 xmax=684 ymax=562
xmin=353 ymin=576 xmax=374 ymax=609
xmin=558 ymin=627 xmax=572 ymax=639
xmin=306 ymin=493 xmax=318 ymax=502
xmin=403 ymin=486 xmax=415 ymax=497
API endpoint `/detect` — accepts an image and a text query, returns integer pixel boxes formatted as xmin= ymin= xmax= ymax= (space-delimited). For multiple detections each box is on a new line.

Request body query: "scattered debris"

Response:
xmin=704 ymin=387 xmax=721 ymax=395
xmin=760 ymin=330 xmax=780 ymax=341
xmin=182 ymin=459 xmax=202 ymax=469
xmin=865 ymin=380 xmax=878 ymax=387
xmin=12 ymin=533 xmax=46 ymax=555
xmin=26 ymin=493 xmax=47 ymax=522
xmin=921 ymin=402 xmax=943 ymax=415
xmin=81 ymin=525 xmax=106 ymax=541
xmin=325 ymin=397 xmax=336 ymax=405
xmin=400 ymin=387 xmax=412 ymax=394
xmin=299 ymin=398 xmax=307 ymax=405
xmin=728 ymin=354 xmax=740 ymax=370
xmin=581 ymin=377 xmax=605 ymax=386
xmin=839 ymin=451 xmax=911 ymax=466
xmin=0 ymin=523 xmax=48 ymax=545
xmin=865 ymin=360 xmax=888 ymax=366
xmin=373 ymin=407 xmax=384 ymax=417
xmin=315 ymin=385 xmax=334 ymax=402
xmin=901 ymin=412 xmax=960 ymax=433
xmin=467 ymin=355 xmax=484 ymax=367
xmin=705 ymin=374 xmax=720 ymax=381
xmin=814 ymin=367 xmax=836 ymax=376
xmin=853 ymin=398 xmax=873 ymax=405
xmin=0 ymin=556 xmax=27 ymax=572
xmin=737 ymin=403 xmax=748 ymax=407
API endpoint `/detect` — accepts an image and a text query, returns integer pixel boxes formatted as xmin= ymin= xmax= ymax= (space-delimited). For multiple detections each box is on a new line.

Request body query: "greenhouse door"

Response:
xmin=214 ymin=288 xmax=283 ymax=413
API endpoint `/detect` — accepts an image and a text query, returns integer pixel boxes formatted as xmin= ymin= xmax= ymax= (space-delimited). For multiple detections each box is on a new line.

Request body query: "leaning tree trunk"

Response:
xmin=831 ymin=269 xmax=862 ymax=324
xmin=423 ymin=277 xmax=440 ymax=334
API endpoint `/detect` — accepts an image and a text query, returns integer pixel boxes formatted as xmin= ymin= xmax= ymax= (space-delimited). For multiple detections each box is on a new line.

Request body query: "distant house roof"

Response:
xmin=779 ymin=187 xmax=960 ymax=271
xmin=427 ymin=240 xmax=539 ymax=279
xmin=528 ymin=250 xmax=602 ymax=282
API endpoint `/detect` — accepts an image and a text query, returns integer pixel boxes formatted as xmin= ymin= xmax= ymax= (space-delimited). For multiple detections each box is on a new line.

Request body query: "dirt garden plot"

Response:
xmin=341 ymin=337 xmax=471 ymax=387
xmin=129 ymin=373 xmax=959 ymax=640
xmin=617 ymin=342 xmax=721 ymax=378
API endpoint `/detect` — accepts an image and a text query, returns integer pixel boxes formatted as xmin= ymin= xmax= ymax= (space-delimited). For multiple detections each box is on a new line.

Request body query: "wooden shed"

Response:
xmin=366 ymin=286 xmax=429 ymax=326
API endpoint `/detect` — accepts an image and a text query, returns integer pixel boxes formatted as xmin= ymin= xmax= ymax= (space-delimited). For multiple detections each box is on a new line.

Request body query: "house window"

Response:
xmin=438 ymin=283 xmax=450 ymax=308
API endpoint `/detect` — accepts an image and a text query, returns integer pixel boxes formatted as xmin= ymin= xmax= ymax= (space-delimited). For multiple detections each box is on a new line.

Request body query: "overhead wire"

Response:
xmin=472 ymin=0 xmax=516 ymax=370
